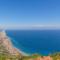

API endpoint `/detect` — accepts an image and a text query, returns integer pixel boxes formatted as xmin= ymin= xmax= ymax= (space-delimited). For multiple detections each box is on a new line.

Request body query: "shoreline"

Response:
xmin=5 ymin=31 xmax=60 ymax=57
xmin=8 ymin=37 xmax=60 ymax=56
xmin=7 ymin=36 xmax=30 ymax=56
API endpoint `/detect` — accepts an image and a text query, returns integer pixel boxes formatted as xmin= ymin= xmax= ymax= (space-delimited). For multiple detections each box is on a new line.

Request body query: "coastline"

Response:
xmin=6 ymin=30 xmax=60 ymax=56
xmin=0 ymin=30 xmax=60 ymax=60
xmin=7 ymin=36 xmax=29 ymax=56
xmin=7 ymin=35 xmax=30 ymax=56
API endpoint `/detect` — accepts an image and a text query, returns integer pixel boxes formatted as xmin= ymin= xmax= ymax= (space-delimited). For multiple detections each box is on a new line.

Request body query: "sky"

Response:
xmin=0 ymin=0 xmax=60 ymax=29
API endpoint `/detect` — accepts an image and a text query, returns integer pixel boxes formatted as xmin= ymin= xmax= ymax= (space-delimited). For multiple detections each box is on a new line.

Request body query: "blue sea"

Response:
xmin=6 ymin=30 xmax=60 ymax=55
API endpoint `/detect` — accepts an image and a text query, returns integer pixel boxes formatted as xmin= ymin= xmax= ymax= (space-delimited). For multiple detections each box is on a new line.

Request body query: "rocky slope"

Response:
xmin=0 ymin=31 xmax=22 ymax=56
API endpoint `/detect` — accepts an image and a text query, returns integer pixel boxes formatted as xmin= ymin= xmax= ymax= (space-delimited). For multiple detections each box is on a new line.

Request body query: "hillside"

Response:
xmin=0 ymin=31 xmax=22 ymax=60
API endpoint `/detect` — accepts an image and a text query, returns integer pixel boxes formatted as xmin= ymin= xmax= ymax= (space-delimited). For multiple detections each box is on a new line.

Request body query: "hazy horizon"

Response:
xmin=0 ymin=0 xmax=60 ymax=29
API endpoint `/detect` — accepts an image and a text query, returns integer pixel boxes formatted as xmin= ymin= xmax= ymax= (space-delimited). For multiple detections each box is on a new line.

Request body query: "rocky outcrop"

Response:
xmin=0 ymin=31 xmax=22 ymax=56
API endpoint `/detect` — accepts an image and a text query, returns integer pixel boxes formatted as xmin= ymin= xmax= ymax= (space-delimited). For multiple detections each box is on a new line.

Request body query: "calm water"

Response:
xmin=6 ymin=30 xmax=60 ymax=55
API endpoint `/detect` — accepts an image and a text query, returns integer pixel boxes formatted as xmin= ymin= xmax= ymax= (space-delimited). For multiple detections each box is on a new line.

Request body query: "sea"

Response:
xmin=6 ymin=30 xmax=60 ymax=56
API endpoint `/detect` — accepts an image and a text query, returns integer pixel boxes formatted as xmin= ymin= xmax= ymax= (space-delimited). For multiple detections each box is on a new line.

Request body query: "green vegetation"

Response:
xmin=0 ymin=52 xmax=60 ymax=60
xmin=0 ymin=43 xmax=21 ymax=60
xmin=0 ymin=43 xmax=60 ymax=60
xmin=0 ymin=54 xmax=21 ymax=60
xmin=50 ymin=52 xmax=60 ymax=60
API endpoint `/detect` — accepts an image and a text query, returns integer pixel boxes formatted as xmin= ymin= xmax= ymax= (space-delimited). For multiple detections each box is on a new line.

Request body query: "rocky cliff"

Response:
xmin=0 ymin=31 xmax=22 ymax=56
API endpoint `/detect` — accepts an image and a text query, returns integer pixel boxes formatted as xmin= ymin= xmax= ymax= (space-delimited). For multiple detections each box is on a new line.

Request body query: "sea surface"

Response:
xmin=6 ymin=30 xmax=60 ymax=55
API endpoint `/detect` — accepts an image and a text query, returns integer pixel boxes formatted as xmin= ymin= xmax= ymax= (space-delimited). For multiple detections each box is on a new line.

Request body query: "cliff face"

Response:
xmin=0 ymin=31 xmax=22 ymax=56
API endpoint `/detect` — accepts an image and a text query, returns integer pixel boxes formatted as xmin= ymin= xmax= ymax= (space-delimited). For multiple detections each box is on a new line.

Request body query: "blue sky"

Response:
xmin=0 ymin=0 xmax=60 ymax=29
